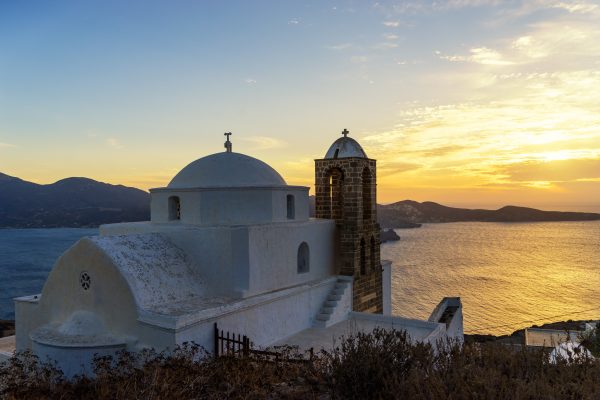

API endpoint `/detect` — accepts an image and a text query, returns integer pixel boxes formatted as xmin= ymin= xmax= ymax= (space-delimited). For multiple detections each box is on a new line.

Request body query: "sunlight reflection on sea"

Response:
xmin=385 ymin=221 xmax=600 ymax=335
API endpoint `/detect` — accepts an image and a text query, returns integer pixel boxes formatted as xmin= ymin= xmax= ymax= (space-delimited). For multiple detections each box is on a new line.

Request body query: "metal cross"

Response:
xmin=342 ymin=128 xmax=349 ymax=137
xmin=224 ymin=132 xmax=233 ymax=152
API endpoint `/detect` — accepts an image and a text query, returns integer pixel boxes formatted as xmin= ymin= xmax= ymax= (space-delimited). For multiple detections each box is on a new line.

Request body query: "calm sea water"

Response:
xmin=1 ymin=223 xmax=599 ymax=336
xmin=385 ymin=221 xmax=600 ymax=335
xmin=0 ymin=228 xmax=97 ymax=320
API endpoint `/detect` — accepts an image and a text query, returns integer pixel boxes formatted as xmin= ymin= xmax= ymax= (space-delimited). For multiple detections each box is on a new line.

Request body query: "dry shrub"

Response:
xmin=2 ymin=331 xmax=600 ymax=399
xmin=321 ymin=328 xmax=600 ymax=400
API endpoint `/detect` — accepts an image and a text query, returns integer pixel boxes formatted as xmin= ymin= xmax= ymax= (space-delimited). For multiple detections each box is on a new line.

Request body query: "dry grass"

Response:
xmin=2 ymin=330 xmax=600 ymax=399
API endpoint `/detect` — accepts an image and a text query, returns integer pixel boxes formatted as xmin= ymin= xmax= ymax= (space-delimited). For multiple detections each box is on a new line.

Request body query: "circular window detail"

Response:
xmin=80 ymin=272 xmax=91 ymax=291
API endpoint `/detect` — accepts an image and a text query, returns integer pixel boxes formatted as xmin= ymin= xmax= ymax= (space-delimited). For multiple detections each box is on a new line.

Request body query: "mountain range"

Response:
xmin=0 ymin=173 xmax=149 ymax=228
xmin=1 ymin=172 xmax=599 ymax=228
xmin=378 ymin=200 xmax=600 ymax=228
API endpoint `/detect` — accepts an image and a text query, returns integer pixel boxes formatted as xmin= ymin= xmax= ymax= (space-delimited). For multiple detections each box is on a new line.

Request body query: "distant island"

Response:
xmin=378 ymin=200 xmax=600 ymax=228
xmin=0 ymin=172 xmax=149 ymax=228
xmin=2 ymin=173 xmax=599 ymax=229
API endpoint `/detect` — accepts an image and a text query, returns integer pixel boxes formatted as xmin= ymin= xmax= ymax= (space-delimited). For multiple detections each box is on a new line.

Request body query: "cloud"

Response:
xmin=350 ymin=55 xmax=368 ymax=63
xmin=244 ymin=78 xmax=257 ymax=84
xmin=328 ymin=43 xmax=353 ymax=50
xmin=288 ymin=18 xmax=300 ymax=25
xmin=437 ymin=47 xmax=515 ymax=65
xmin=551 ymin=1 xmax=599 ymax=14
xmin=362 ymin=68 xmax=600 ymax=193
xmin=375 ymin=42 xmax=399 ymax=49
xmin=382 ymin=21 xmax=400 ymax=27
xmin=241 ymin=136 xmax=286 ymax=151
xmin=378 ymin=160 xmax=422 ymax=176
xmin=0 ymin=142 xmax=15 ymax=148
xmin=106 ymin=137 xmax=123 ymax=149
xmin=498 ymin=158 xmax=600 ymax=182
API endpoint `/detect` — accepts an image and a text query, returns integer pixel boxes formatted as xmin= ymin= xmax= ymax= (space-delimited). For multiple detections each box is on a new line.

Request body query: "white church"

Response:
xmin=10 ymin=131 xmax=463 ymax=376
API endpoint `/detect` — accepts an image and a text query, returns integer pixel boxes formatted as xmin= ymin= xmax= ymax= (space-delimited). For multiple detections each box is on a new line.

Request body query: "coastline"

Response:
xmin=465 ymin=319 xmax=597 ymax=345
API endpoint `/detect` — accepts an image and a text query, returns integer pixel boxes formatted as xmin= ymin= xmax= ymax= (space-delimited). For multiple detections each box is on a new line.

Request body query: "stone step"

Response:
xmin=332 ymin=289 xmax=345 ymax=295
xmin=325 ymin=300 xmax=338 ymax=307
xmin=328 ymin=294 xmax=342 ymax=301
xmin=316 ymin=314 xmax=330 ymax=322
xmin=314 ymin=320 xmax=327 ymax=328
xmin=321 ymin=307 xmax=334 ymax=314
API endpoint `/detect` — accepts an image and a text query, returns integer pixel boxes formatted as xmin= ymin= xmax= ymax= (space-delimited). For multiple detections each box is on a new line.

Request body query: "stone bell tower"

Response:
xmin=315 ymin=129 xmax=383 ymax=313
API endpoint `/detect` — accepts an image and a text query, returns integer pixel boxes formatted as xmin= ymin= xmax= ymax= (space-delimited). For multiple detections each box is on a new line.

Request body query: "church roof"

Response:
xmin=90 ymin=233 xmax=207 ymax=314
xmin=168 ymin=152 xmax=287 ymax=189
xmin=324 ymin=136 xmax=368 ymax=159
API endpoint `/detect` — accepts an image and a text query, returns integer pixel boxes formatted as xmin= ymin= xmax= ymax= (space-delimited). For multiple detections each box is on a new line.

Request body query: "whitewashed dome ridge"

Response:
xmin=168 ymin=152 xmax=287 ymax=189
xmin=324 ymin=136 xmax=368 ymax=159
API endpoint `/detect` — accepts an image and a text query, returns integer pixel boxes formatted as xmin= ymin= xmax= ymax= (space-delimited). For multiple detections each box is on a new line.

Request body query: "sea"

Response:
xmin=1 ymin=222 xmax=599 ymax=335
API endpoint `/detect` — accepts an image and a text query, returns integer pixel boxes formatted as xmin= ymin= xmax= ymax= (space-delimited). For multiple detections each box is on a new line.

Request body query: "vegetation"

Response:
xmin=2 ymin=329 xmax=600 ymax=399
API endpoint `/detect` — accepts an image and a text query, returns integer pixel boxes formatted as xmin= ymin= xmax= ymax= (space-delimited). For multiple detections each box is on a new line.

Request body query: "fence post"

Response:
xmin=214 ymin=323 xmax=219 ymax=359
xmin=243 ymin=336 xmax=249 ymax=357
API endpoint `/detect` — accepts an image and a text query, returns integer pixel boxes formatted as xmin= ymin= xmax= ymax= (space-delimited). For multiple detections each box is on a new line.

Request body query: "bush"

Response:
xmin=2 ymin=331 xmax=600 ymax=399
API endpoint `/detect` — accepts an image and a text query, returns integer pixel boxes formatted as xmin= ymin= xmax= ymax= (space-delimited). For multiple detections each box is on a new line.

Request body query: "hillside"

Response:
xmin=378 ymin=200 xmax=600 ymax=227
xmin=0 ymin=173 xmax=150 ymax=228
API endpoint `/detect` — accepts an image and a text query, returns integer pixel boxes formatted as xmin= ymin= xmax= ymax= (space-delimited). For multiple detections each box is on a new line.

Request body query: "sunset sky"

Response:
xmin=1 ymin=1 xmax=599 ymax=210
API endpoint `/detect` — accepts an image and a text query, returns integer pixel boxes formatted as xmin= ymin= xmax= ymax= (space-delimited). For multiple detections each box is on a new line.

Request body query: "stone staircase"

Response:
xmin=314 ymin=278 xmax=350 ymax=328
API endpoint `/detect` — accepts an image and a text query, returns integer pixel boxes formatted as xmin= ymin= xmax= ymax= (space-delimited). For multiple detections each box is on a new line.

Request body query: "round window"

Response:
xmin=80 ymin=271 xmax=91 ymax=290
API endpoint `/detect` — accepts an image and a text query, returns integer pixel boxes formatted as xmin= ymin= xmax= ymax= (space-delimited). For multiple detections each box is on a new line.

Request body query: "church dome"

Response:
xmin=168 ymin=152 xmax=287 ymax=188
xmin=324 ymin=133 xmax=368 ymax=159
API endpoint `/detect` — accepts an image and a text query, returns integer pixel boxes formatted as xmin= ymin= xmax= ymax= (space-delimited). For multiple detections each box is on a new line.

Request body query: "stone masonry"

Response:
xmin=315 ymin=157 xmax=383 ymax=313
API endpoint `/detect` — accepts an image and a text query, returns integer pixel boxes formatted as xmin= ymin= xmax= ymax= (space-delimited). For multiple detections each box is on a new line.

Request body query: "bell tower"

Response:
xmin=315 ymin=129 xmax=383 ymax=313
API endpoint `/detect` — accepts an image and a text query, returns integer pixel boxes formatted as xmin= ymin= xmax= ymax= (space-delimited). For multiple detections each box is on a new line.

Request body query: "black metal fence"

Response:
xmin=213 ymin=323 xmax=314 ymax=362
xmin=214 ymin=323 xmax=251 ymax=358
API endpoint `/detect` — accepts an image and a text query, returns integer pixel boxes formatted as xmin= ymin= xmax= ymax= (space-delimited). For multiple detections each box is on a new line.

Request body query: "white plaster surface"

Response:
xmin=272 ymin=312 xmax=446 ymax=352
xmin=168 ymin=152 xmax=286 ymax=188
xmin=90 ymin=233 xmax=206 ymax=314
xmin=324 ymin=137 xmax=368 ymax=159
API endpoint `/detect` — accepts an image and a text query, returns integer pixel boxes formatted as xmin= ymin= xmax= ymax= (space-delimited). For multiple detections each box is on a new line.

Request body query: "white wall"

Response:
xmin=16 ymin=239 xmax=140 ymax=352
xmin=175 ymin=277 xmax=338 ymax=350
xmin=150 ymin=187 xmax=309 ymax=226
xmin=101 ymin=219 xmax=337 ymax=299
xmin=247 ymin=220 xmax=336 ymax=296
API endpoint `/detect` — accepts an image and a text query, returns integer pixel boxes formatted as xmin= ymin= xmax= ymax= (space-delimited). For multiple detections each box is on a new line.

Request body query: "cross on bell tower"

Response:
xmin=342 ymin=128 xmax=349 ymax=137
xmin=224 ymin=132 xmax=233 ymax=153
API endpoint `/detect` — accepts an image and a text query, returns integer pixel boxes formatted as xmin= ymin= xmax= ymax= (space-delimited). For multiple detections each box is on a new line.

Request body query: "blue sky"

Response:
xmin=1 ymin=1 xmax=599 ymax=209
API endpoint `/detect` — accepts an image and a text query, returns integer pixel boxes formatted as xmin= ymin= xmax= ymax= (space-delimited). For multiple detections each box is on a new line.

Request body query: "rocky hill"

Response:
xmin=0 ymin=173 xmax=150 ymax=228
xmin=378 ymin=200 xmax=600 ymax=227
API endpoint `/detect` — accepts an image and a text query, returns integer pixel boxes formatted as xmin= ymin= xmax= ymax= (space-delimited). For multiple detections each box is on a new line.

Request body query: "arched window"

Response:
xmin=328 ymin=168 xmax=344 ymax=221
xmin=370 ymin=236 xmax=377 ymax=271
xmin=297 ymin=242 xmax=310 ymax=274
xmin=168 ymin=196 xmax=181 ymax=221
xmin=287 ymin=194 xmax=295 ymax=219
xmin=360 ymin=238 xmax=366 ymax=275
xmin=362 ymin=167 xmax=372 ymax=222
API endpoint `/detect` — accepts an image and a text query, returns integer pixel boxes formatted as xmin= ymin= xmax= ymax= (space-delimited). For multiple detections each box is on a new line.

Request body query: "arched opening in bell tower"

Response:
xmin=326 ymin=168 xmax=344 ymax=221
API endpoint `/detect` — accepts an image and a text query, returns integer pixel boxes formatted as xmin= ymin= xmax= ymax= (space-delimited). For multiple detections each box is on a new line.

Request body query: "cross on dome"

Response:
xmin=224 ymin=132 xmax=233 ymax=153
xmin=342 ymin=129 xmax=349 ymax=137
